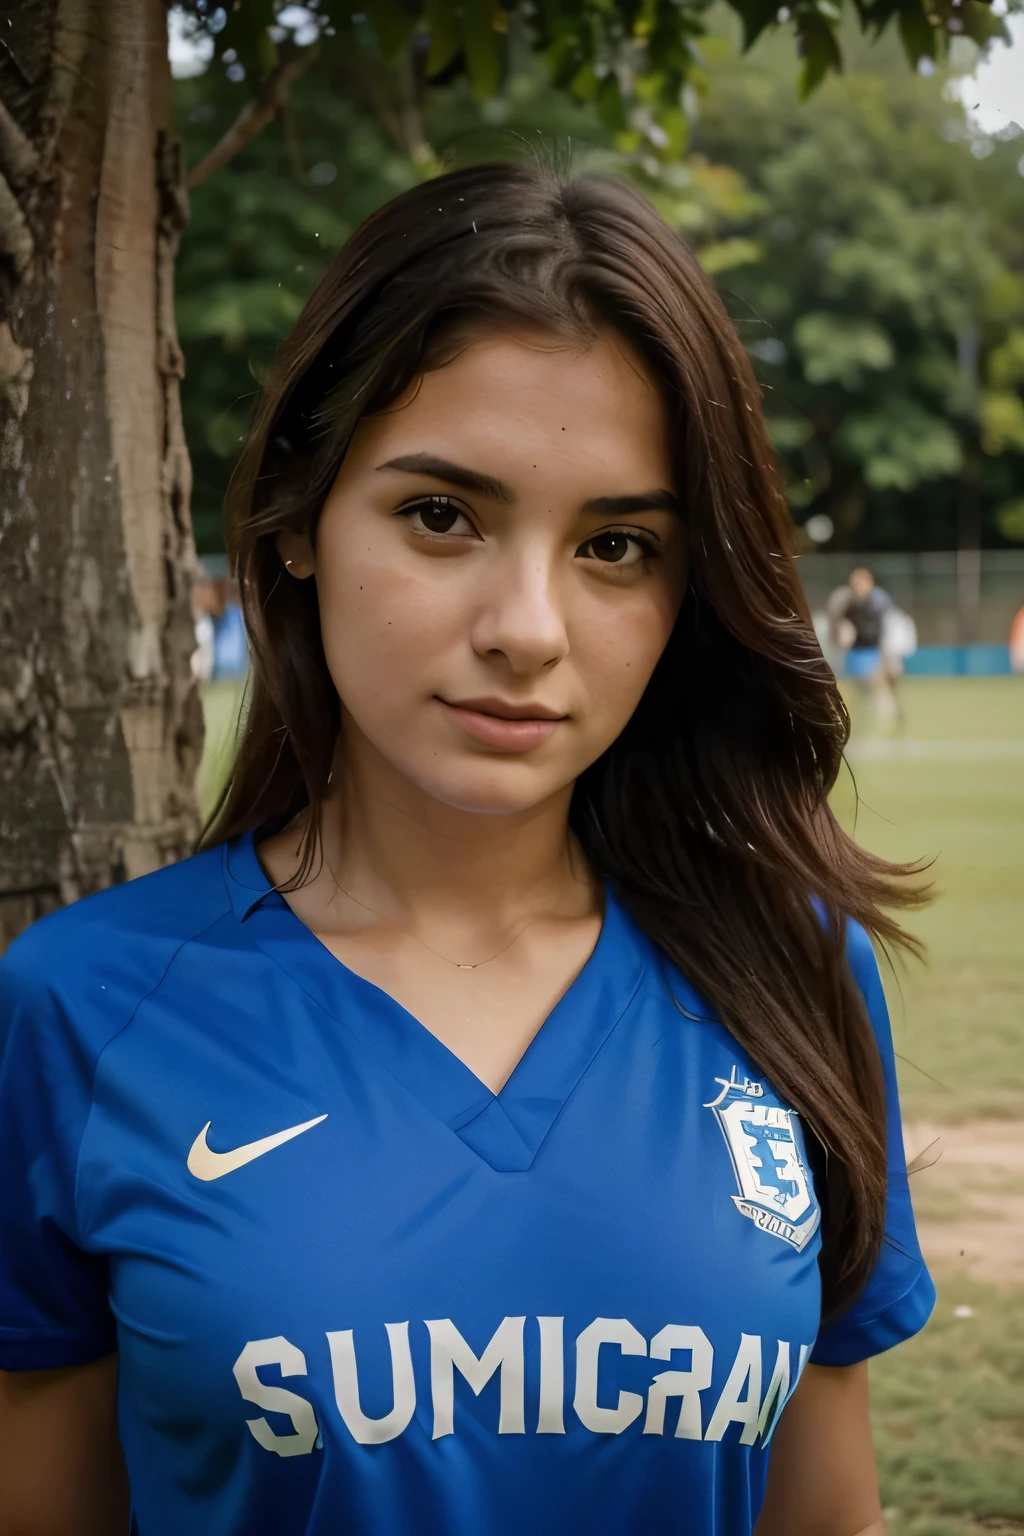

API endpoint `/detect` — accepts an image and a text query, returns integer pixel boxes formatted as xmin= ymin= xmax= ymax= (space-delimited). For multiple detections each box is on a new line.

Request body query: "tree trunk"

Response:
xmin=0 ymin=0 xmax=203 ymax=950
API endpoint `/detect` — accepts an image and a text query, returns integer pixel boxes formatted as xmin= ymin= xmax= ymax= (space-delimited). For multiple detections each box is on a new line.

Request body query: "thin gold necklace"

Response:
xmin=326 ymin=875 xmax=542 ymax=971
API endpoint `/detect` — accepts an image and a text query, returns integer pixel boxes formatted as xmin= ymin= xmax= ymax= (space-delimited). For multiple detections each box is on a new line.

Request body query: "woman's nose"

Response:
xmin=469 ymin=555 xmax=569 ymax=676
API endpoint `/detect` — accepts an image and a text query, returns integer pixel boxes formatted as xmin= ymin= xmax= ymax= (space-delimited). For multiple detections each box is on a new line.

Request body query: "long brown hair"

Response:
xmin=206 ymin=156 xmax=926 ymax=1322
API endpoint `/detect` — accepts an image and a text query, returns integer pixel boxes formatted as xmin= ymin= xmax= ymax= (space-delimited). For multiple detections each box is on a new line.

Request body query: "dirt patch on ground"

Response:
xmin=903 ymin=1120 xmax=1024 ymax=1287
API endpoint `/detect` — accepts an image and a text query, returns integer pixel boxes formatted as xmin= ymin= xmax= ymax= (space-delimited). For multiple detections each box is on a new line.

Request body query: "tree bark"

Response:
xmin=0 ymin=0 xmax=203 ymax=950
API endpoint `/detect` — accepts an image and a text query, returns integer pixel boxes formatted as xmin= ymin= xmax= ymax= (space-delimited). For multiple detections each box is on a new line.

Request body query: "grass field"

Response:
xmin=836 ymin=679 xmax=1024 ymax=1128
xmin=835 ymin=679 xmax=1024 ymax=1536
xmin=197 ymin=675 xmax=1024 ymax=1532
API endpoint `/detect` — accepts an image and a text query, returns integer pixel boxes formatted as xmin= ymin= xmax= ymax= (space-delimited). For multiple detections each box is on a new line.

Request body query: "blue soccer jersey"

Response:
xmin=0 ymin=828 xmax=935 ymax=1535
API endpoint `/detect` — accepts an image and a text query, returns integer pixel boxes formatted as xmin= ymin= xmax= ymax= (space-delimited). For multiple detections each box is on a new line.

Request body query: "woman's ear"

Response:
xmin=276 ymin=527 xmax=316 ymax=579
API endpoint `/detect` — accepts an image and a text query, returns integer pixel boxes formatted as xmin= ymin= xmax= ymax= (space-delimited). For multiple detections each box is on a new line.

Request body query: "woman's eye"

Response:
xmin=577 ymin=531 xmax=652 ymax=567
xmin=398 ymin=497 xmax=476 ymax=537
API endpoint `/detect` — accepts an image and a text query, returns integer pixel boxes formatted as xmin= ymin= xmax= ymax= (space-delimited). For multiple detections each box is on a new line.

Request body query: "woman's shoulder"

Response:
xmin=807 ymin=900 xmax=884 ymax=994
xmin=0 ymin=842 xmax=234 ymax=1047
xmin=842 ymin=916 xmax=887 ymax=1018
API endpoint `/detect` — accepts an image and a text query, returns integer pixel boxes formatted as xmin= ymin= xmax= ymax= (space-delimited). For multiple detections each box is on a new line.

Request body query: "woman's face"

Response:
xmin=279 ymin=327 xmax=687 ymax=817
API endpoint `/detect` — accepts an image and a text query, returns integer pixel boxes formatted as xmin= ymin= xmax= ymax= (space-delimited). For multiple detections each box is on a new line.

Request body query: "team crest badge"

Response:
xmin=705 ymin=1067 xmax=820 ymax=1252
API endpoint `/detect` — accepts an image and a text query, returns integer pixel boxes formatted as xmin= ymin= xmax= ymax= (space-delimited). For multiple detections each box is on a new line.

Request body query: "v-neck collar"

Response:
xmin=222 ymin=828 xmax=648 ymax=1172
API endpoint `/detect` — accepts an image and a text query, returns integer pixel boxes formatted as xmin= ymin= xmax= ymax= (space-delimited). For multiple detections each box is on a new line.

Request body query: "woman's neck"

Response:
xmin=278 ymin=726 xmax=597 ymax=935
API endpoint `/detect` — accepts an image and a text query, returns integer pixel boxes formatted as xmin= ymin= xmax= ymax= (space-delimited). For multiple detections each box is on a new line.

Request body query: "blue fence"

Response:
xmin=903 ymin=645 xmax=1013 ymax=677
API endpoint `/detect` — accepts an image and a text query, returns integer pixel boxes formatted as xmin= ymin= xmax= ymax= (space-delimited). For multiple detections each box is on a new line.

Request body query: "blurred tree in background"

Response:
xmin=175 ymin=6 xmax=1024 ymax=557
xmin=691 ymin=24 xmax=1024 ymax=551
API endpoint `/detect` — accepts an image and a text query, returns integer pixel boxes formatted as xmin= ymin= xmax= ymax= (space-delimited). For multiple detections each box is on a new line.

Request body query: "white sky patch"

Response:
xmin=275 ymin=6 xmax=322 ymax=46
xmin=952 ymin=7 xmax=1024 ymax=137
xmin=168 ymin=6 xmax=216 ymax=79
xmin=167 ymin=4 xmax=323 ymax=77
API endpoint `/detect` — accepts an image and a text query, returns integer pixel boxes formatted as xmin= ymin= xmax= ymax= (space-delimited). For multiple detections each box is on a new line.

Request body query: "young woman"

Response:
xmin=0 ymin=159 xmax=934 ymax=1536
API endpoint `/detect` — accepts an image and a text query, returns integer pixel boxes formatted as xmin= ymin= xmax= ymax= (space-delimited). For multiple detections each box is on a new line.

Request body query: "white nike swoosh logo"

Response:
xmin=187 ymin=1114 xmax=328 ymax=1181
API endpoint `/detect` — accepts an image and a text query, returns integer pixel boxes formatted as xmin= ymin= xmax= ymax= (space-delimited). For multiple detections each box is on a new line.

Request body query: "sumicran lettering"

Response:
xmin=231 ymin=1319 xmax=812 ymax=1456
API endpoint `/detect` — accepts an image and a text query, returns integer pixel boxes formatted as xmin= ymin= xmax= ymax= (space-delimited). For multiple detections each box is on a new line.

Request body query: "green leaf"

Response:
xmin=897 ymin=0 xmax=938 ymax=64
xmin=569 ymin=60 xmax=600 ymax=103
xmin=795 ymin=13 xmax=842 ymax=99
xmin=205 ymin=409 xmax=252 ymax=460
xmin=731 ymin=0 xmax=785 ymax=52
xmin=960 ymin=0 xmax=1010 ymax=48
xmin=630 ymin=0 xmax=658 ymax=42
xmin=988 ymin=330 xmax=1024 ymax=391
xmin=541 ymin=28 xmax=586 ymax=89
xmin=596 ymin=74 xmax=627 ymax=132
xmin=784 ymin=478 xmax=816 ymax=508
xmin=766 ymin=416 xmax=815 ymax=452
xmin=364 ymin=0 xmax=419 ymax=60
xmin=176 ymin=281 xmax=305 ymax=348
xmin=838 ymin=399 xmax=963 ymax=489
xmin=794 ymin=313 xmax=895 ymax=389
xmin=797 ymin=51 xmax=828 ymax=100
xmin=653 ymin=103 xmax=689 ymax=158
xmin=256 ymin=28 xmax=280 ymax=78
xmin=996 ymin=498 xmax=1024 ymax=542
xmin=425 ymin=0 xmax=462 ymax=76
xmin=462 ymin=0 xmax=505 ymax=99
xmin=981 ymin=392 xmax=1024 ymax=456
xmin=695 ymin=34 xmax=736 ymax=65
xmin=698 ymin=236 xmax=764 ymax=274
xmin=216 ymin=0 xmax=278 ymax=79
xmin=613 ymin=127 xmax=645 ymax=155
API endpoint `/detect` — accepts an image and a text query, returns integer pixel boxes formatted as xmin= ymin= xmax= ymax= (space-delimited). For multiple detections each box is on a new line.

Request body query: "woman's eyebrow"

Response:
xmin=582 ymin=491 xmax=680 ymax=517
xmin=376 ymin=453 xmax=512 ymax=502
xmin=377 ymin=452 xmax=680 ymax=517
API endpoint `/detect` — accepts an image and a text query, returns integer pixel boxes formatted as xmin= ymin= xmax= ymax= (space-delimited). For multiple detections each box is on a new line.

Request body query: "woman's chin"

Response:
xmin=401 ymin=759 xmax=574 ymax=820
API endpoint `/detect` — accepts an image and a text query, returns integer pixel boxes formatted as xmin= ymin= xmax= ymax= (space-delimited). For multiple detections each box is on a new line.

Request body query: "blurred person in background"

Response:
xmin=190 ymin=573 xmax=221 ymax=682
xmin=191 ymin=571 xmax=250 ymax=682
xmin=826 ymin=567 xmax=914 ymax=727
xmin=878 ymin=598 xmax=917 ymax=724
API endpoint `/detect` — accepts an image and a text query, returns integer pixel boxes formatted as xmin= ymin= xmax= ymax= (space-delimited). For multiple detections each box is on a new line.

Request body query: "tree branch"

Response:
xmin=186 ymin=41 xmax=319 ymax=190
xmin=281 ymin=101 xmax=308 ymax=184
xmin=355 ymin=39 xmax=439 ymax=176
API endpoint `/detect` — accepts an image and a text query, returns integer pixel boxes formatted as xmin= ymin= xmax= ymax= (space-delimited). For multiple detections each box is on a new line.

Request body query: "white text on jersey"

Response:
xmin=232 ymin=1318 xmax=812 ymax=1458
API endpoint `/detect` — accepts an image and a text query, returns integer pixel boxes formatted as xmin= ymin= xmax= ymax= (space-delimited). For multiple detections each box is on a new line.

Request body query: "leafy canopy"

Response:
xmin=174 ymin=4 xmax=1024 ymax=554
xmin=691 ymin=27 xmax=1024 ymax=548
xmin=175 ymin=0 xmax=1013 ymax=165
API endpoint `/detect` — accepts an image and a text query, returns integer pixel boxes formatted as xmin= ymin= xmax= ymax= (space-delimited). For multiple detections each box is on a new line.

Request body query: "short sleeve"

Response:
xmin=0 ymin=927 xmax=118 ymax=1370
xmin=811 ymin=920 xmax=936 ymax=1366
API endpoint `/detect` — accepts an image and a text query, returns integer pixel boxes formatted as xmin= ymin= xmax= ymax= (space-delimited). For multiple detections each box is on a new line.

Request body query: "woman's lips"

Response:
xmin=437 ymin=700 xmax=564 ymax=752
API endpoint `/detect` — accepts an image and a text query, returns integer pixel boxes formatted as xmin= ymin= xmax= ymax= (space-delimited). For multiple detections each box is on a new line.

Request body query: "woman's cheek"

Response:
xmin=320 ymin=562 xmax=458 ymax=705
xmin=578 ymin=593 xmax=674 ymax=710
